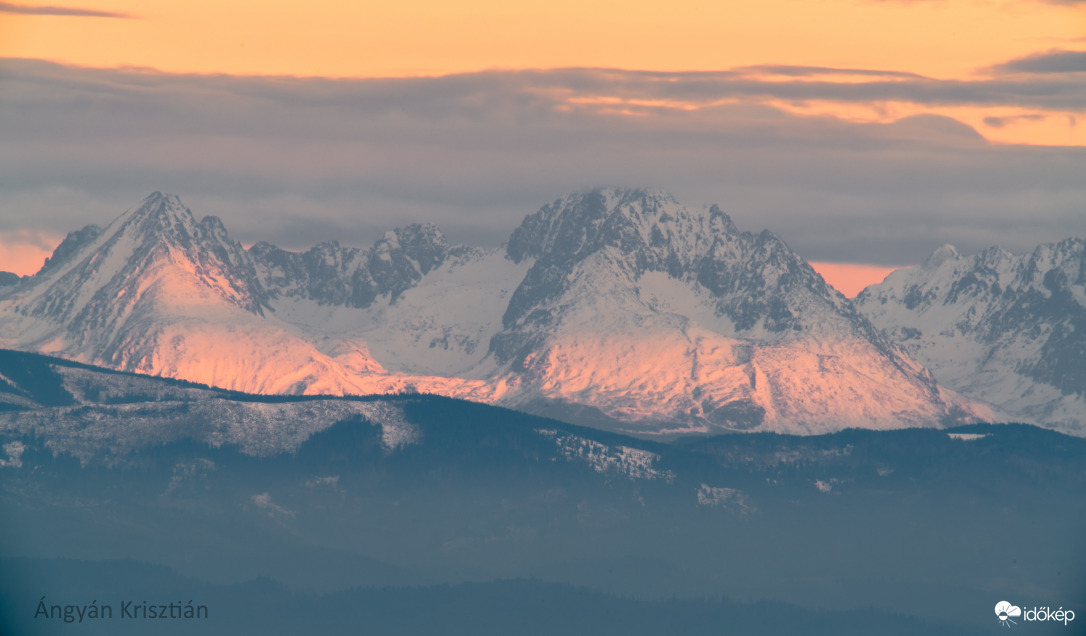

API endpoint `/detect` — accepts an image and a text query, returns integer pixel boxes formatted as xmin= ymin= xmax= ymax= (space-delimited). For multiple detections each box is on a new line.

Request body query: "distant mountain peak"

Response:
xmin=115 ymin=191 xmax=199 ymax=240
xmin=0 ymin=190 xmax=268 ymax=348
xmin=505 ymin=187 xmax=737 ymax=266
xmin=138 ymin=190 xmax=186 ymax=212
xmin=117 ymin=191 xmax=195 ymax=229
xmin=499 ymin=188 xmax=837 ymax=344
xmin=922 ymin=244 xmax=961 ymax=268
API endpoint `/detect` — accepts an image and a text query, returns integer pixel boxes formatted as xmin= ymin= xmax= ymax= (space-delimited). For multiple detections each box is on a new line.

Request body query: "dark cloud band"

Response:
xmin=991 ymin=49 xmax=1086 ymax=75
xmin=0 ymin=57 xmax=1082 ymax=268
xmin=0 ymin=1 xmax=132 ymax=18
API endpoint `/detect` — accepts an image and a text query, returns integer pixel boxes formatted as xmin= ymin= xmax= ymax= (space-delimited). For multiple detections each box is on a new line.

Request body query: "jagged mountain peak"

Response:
xmin=116 ymin=192 xmax=210 ymax=243
xmin=112 ymin=191 xmax=200 ymax=239
xmin=498 ymin=189 xmax=843 ymax=345
xmin=247 ymin=220 xmax=455 ymax=309
xmin=102 ymin=193 xmax=237 ymax=264
xmin=549 ymin=187 xmax=679 ymax=211
xmin=3 ymin=190 xmax=268 ymax=338
xmin=135 ymin=190 xmax=186 ymax=214
xmin=26 ymin=192 xmax=229 ymax=285
xmin=374 ymin=222 xmax=449 ymax=276
xmin=922 ymin=243 xmax=961 ymax=268
xmin=1026 ymin=237 xmax=1085 ymax=275
xmin=506 ymin=187 xmax=732 ymax=265
xmin=198 ymin=214 xmax=232 ymax=241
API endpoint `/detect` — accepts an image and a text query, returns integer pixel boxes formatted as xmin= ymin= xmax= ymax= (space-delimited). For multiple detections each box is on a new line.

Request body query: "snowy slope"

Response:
xmin=855 ymin=240 xmax=1086 ymax=435
xmin=266 ymin=247 xmax=530 ymax=378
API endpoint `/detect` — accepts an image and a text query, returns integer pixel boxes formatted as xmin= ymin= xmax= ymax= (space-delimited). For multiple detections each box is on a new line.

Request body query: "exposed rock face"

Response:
xmin=249 ymin=222 xmax=451 ymax=308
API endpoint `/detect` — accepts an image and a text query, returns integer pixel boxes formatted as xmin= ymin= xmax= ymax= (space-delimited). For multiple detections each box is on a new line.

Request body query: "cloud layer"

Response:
xmin=0 ymin=57 xmax=1083 ymax=268
xmin=0 ymin=2 xmax=132 ymax=18
xmin=991 ymin=49 xmax=1086 ymax=74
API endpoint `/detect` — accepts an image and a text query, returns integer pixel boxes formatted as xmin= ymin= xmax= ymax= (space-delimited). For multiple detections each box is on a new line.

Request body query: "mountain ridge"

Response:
xmin=0 ymin=189 xmax=1002 ymax=436
xmin=856 ymin=236 xmax=1086 ymax=435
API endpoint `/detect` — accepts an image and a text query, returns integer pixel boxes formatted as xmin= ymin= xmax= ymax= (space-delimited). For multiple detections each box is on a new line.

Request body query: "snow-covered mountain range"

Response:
xmin=856 ymin=240 xmax=1086 ymax=437
xmin=0 ymin=189 xmax=1006 ymax=436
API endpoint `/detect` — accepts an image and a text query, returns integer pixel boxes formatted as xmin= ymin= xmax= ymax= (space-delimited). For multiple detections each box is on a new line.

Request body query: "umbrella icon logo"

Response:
xmin=995 ymin=601 xmax=1021 ymax=627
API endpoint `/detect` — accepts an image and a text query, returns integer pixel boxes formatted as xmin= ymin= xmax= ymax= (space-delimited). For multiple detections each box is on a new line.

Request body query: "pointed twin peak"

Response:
xmin=110 ymin=191 xmax=245 ymax=259
xmin=117 ymin=191 xmax=228 ymax=240
xmin=38 ymin=192 xmax=207 ymax=278
xmin=119 ymin=191 xmax=187 ymax=224
xmin=119 ymin=191 xmax=198 ymax=235
xmin=137 ymin=191 xmax=187 ymax=215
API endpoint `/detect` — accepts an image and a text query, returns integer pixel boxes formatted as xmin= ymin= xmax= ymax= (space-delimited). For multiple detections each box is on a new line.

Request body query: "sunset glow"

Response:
xmin=809 ymin=262 xmax=903 ymax=298
xmin=2 ymin=0 xmax=1082 ymax=81
xmin=0 ymin=231 xmax=58 ymax=276
xmin=4 ymin=0 xmax=1080 ymax=158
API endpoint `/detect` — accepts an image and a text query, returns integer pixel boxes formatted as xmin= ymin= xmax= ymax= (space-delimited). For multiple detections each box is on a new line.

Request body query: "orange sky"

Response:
xmin=809 ymin=262 xmax=901 ymax=298
xmin=2 ymin=0 xmax=1082 ymax=79
xmin=0 ymin=236 xmax=55 ymax=278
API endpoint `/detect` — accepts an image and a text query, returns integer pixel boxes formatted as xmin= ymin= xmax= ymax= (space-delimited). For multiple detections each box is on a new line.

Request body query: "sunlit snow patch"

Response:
xmin=814 ymin=478 xmax=843 ymax=493
xmin=0 ymin=441 xmax=24 ymax=468
xmin=358 ymin=403 xmax=421 ymax=452
xmin=305 ymin=475 xmax=340 ymax=488
xmin=536 ymin=429 xmax=674 ymax=482
xmin=947 ymin=433 xmax=988 ymax=441
xmin=696 ymin=484 xmax=753 ymax=513
xmin=165 ymin=458 xmax=216 ymax=493
xmin=251 ymin=492 xmax=296 ymax=519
